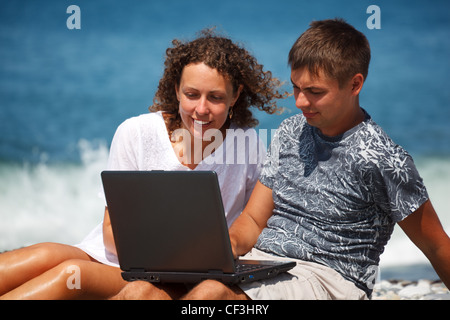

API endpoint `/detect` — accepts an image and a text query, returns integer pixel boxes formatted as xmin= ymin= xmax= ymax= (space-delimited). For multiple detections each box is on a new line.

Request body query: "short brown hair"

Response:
xmin=288 ymin=19 xmax=371 ymax=87
xmin=150 ymin=28 xmax=288 ymax=132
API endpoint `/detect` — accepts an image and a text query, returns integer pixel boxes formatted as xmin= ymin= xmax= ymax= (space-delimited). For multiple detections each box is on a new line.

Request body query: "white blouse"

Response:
xmin=75 ymin=112 xmax=265 ymax=266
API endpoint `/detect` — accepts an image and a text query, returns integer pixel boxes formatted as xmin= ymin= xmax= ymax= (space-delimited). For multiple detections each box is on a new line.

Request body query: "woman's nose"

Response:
xmin=195 ymin=96 xmax=210 ymax=115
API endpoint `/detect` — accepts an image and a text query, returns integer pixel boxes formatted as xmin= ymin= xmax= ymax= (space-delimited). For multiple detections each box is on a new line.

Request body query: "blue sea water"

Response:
xmin=0 ymin=0 xmax=449 ymax=280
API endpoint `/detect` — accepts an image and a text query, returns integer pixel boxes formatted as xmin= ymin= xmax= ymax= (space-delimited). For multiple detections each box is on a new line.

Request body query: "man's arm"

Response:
xmin=229 ymin=181 xmax=275 ymax=257
xmin=398 ymin=199 xmax=450 ymax=288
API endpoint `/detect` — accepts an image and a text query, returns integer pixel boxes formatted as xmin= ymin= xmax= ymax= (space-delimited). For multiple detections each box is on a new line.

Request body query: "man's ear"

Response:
xmin=351 ymin=73 xmax=364 ymax=96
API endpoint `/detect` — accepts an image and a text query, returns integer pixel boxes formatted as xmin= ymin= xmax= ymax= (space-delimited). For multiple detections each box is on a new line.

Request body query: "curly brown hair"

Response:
xmin=149 ymin=28 xmax=288 ymax=133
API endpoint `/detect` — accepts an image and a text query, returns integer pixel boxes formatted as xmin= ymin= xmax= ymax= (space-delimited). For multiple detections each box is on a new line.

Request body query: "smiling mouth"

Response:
xmin=193 ymin=119 xmax=212 ymax=126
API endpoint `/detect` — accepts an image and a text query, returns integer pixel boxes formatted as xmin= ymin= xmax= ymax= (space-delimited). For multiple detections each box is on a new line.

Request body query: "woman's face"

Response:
xmin=175 ymin=62 xmax=241 ymax=140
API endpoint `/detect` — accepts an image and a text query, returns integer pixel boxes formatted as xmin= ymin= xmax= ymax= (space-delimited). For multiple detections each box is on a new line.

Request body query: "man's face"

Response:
xmin=290 ymin=67 xmax=361 ymax=137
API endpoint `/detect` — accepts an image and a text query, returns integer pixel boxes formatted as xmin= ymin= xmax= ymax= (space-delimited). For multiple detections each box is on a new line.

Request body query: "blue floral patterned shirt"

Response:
xmin=256 ymin=111 xmax=429 ymax=295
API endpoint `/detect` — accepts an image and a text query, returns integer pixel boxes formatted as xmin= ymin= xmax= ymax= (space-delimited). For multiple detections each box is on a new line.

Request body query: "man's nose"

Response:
xmin=295 ymin=92 xmax=310 ymax=109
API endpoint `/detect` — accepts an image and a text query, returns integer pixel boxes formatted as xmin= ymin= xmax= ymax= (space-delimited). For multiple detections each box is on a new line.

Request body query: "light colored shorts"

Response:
xmin=238 ymin=248 xmax=368 ymax=300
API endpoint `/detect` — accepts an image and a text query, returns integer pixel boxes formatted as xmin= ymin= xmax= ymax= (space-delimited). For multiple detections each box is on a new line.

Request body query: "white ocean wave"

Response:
xmin=0 ymin=139 xmax=109 ymax=251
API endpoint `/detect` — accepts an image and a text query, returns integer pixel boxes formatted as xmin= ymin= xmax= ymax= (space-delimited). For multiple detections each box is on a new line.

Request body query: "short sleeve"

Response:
xmin=106 ymin=119 xmax=140 ymax=170
xmin=259 ymin=126 xmax=282 ymax=189
xmin=369 ymin=148 xmax=429 ymax=223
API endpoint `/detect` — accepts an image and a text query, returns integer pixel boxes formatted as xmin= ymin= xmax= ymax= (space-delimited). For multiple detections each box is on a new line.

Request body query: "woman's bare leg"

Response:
xmin=1 ymin=258 xmax=127 ymax=299
xmin=0 ymin=242 xmax=92 ymax=295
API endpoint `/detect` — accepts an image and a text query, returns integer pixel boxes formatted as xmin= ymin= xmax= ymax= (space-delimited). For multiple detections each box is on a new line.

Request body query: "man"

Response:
xmin=113 ymin=19 xmax=449 ymax=300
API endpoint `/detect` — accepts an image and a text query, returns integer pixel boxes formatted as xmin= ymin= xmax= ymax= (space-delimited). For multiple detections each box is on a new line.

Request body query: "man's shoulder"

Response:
xmin=353 ymin=118 xmax=412 ymax=167
xmin=359 ymin=118 xmax=402 ymax=150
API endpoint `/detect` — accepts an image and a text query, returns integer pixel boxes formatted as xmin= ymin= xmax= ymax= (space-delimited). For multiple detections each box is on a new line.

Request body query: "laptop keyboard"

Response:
xmin=235 ymin=263 xmax=265 ymax=272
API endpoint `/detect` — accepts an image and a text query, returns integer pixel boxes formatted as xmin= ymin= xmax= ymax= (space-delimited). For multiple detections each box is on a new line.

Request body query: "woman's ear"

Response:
xmin=232 ymin=84 xmax=244 ymax=106
xmin=175 ymin=84 xmax=180 ymax=101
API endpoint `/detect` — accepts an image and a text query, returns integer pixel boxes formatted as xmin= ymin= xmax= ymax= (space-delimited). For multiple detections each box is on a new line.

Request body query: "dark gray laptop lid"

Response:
xmin=101 ymin=170 xmax=236 ymax=274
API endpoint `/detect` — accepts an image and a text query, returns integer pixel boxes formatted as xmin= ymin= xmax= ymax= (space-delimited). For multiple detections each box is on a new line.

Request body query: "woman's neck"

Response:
xmin=164 ymin=113 xmax=230 ymax=169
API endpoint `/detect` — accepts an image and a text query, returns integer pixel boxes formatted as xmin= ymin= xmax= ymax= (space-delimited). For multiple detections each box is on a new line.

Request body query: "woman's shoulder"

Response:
xmin=117 ymin=111 xmax=165 ymax=132
xmin=111 ymin=112 xmax=167 ymax=146
xmin=122 ymin=111 xmax=164 ymax=125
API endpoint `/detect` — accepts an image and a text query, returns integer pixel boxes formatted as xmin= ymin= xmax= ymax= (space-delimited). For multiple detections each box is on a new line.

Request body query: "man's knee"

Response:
xmin=186 ymin=280 xmax=246 ymax=300
xmin=111 ymin=281 xmax=159 ymax=300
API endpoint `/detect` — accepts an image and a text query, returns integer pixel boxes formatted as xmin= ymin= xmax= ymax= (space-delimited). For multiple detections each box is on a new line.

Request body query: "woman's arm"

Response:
xmin=102 ymin=207 xmax=117 ymax=256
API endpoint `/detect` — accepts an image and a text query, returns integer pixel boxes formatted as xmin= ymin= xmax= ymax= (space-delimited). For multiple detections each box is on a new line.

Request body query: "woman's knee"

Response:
xmin=0 ymin=242 xmax=73 ymax=274
xmin=32 ymin=243 xmax=90 ymax=265
xmin=23 ymin=243 xmax=72 ymax=270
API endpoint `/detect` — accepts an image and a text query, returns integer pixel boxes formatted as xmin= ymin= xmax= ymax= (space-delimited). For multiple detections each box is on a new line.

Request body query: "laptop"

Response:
xmin=101 ymin=170 xmax=295 ymax=284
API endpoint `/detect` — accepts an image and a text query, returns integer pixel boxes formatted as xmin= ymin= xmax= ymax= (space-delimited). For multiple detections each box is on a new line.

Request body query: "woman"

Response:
xmin=0 ymin=29 xmax=286 ymax=299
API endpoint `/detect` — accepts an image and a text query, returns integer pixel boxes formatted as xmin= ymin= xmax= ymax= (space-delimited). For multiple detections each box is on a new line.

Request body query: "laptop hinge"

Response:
xmin=208 ymin=269 xmax=224 ymax=274
xmin=129 ymin=268 xmax=146 ymax=272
